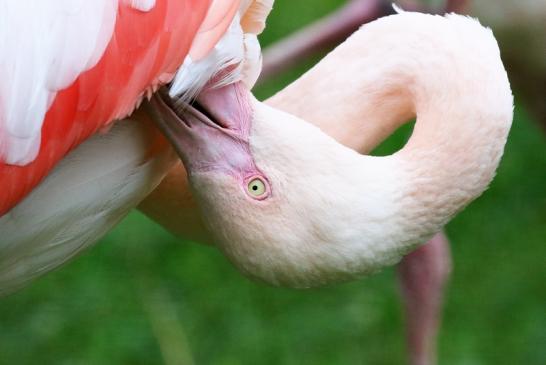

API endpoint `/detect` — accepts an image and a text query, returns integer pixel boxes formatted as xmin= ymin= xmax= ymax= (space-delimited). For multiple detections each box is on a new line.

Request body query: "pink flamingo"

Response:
xmin=142 ymin=10 xmax=511 ymax=365
xmin=1 ymin=5 xmax=512 ymax=365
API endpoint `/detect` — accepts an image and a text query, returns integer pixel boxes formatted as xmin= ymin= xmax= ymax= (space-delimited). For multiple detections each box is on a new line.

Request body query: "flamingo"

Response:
xmin=0 ymin=0 xmax=274 ymax=293
xmin=147 ymin=10 xmax=513 ymax=287
xmin=142 ymin=11 xmax=511 ymax=364
xmin=0 ymin=7 xmax=511 ymax=364
xmin=0 ymin=5 xmax=509 ymax=364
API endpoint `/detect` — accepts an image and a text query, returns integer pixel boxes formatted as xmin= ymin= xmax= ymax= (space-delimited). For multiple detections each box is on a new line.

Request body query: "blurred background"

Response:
xmin=1 ymin=1 xmax=544 ymax=364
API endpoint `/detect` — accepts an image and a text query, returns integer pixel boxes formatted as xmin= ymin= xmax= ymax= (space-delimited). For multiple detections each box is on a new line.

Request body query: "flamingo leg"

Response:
xmin=259 ymin=0 xmax=393 ymax=83
xmin=142 ymin=2 xmax=458 ymax=363
xmin=259 ymin=0 xmax=462 ymax=85
xmin=261 ymin=4 xmax=455 ymax=363
xmin=398 ymin=232 xmax=452 ymax=365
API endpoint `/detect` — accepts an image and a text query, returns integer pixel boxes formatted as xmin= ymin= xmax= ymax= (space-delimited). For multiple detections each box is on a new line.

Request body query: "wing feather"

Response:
xmin=0 ymin=117 xmax=175 ymax=297
xmin=0 ymin=0 xmax=212 ymax=215
xmin=0 ymin=0 xmax=273 ymax=295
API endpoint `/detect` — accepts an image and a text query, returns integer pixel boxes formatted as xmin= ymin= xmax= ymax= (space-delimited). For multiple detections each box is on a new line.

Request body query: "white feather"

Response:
xmin=392 ymin=3 xmax=405 ymax=14
xmin=126 ymin=0 xmax=156 ymax=12
xmin=241 ymin=33 xmax=263 ymax=89
xmin=0 ymin=0 xmax=121 ymax=166
xmin=169 ymin=14 xmax=246 ymax=101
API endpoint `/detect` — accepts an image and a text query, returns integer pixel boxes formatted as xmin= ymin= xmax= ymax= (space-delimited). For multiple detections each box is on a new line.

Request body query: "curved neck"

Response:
xmin=267 ymin=14 xmax=512 ymax=156
xmin=266 ymin=29 xmax=414 ymax=154
xmin=271 ymin=13 xmax=512 ymax=246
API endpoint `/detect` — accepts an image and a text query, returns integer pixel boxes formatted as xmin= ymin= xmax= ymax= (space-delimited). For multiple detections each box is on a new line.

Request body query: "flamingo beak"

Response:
xmin=148 ymin=81 xmax=258 ymax=178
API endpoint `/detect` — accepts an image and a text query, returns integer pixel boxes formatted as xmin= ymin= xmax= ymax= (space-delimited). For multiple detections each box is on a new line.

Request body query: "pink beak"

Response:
xmin=148 ymin=82 xmax=259 ymax=179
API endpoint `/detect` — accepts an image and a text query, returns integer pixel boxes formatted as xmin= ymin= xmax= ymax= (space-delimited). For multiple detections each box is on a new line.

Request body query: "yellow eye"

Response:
xmin=247 ymin=177 xmax=267 ymax=198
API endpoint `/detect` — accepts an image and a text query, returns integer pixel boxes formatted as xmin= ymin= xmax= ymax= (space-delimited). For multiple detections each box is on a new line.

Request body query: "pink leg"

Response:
xmin=398 ymin=231 xmax=452 ymax=365
xmin=445 ymin=0 xmax=469 ymax=12
xmin=259 ymin=0 xmax=391 ymax=83
xmin=260 ymin=3 xmax=457 ymax=363
xmin=259 ymin=0 xmax=460 ymax=85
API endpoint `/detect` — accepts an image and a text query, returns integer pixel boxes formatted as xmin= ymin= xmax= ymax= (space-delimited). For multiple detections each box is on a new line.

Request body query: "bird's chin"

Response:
xmin=223 ymin=246 xmax=364 ymax=289
xmin=186 ymin=172 xmax=360 ymax=289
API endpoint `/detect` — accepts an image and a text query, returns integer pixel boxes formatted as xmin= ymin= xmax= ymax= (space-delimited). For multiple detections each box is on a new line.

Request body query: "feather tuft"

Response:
xmin=168 ymin=15 xmax=245 ymax=102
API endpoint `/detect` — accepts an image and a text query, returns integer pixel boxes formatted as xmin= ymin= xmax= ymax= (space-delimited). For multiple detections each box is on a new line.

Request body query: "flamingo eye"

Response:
xmin=247 ymin=177 xmax=268 ymax=199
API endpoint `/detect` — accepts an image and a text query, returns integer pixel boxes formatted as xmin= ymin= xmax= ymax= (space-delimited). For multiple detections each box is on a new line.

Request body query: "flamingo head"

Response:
xmin=148 ymin=11 xmax=513 ymax=289
xmin=150 ymin=81 xmax=407 ymax=288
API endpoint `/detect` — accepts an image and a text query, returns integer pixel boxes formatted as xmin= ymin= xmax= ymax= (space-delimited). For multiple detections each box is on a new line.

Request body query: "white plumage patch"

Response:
xmin=240 ymin=0 xmax=274 ymax=34
xmin=241 ymin=33 xmax=262 ymax=89
xmin=126 ymin=0 xmax=156 ymax=12
xmin=0 ymin=0 xmax=123 ymax=166
xmin=169 ymin=14 xmax=246 ymax=101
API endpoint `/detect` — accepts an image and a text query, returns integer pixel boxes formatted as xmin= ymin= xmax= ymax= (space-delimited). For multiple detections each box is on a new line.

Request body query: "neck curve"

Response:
xmin=258 ymin=12 xmax=513 ymax=281
xmin=267 ymin=13 xmax=512 ymax=155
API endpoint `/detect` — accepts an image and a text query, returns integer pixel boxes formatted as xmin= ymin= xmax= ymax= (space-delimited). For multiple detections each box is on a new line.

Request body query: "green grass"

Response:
xmin=1 ymin=1 xmax=545 ymax=364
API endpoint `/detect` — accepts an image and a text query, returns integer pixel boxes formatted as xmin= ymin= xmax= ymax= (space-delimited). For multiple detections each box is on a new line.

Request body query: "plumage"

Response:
xmin=0 ymin=8 xmax=510 ymax=301
xmin=0 ymin=1 xmax=273 ymax=296
xmin=0 ymin=0 xmax=256 ymax=216
xmin=169 ymin=13 xmax=246 ymax=101
xmin=0 ymin=114 xmax=174 ymax=296
xmin=0 ymin=0 xmax=119 ymax=165
xmin=150 ymin=12 xmax=513 ymax=287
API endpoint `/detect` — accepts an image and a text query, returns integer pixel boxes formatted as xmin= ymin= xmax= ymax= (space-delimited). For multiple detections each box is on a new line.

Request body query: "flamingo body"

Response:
xmin=0 ymin=0 xmax=253 ymax=215
xmin=0 ymin=112 xmax=174 ymax=296
xmin=4 ymin=13 xmax=513 ymax=290
xmin=0 ymin=0 xmax=273 ymax=295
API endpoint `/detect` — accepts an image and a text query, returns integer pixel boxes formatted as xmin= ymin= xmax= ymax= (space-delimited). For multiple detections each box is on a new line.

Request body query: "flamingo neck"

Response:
xmin=270 ymin=12 xmax=512 ymax=247
xmin=267 ymin=14 xmax=512 ymax=154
